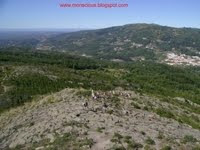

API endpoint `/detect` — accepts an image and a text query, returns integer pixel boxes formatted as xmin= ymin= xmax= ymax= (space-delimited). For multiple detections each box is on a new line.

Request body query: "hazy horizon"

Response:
xmin=1 ymin=23 xmax=200 ymax=32
xmin=0 ymin=28 xmax=93 ymax=32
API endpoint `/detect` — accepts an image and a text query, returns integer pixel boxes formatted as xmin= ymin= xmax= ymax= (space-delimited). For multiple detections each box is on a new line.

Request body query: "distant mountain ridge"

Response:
xmin=1 ymin=24 xmax=200 ymax=66
xmin=42 ymin=23 xmax=200 ymax=65
xmin=0 ymin=29 xmax=90 ymax=48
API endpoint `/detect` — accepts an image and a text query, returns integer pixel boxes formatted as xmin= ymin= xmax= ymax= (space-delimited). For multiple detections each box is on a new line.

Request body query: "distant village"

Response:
xmin=165 ymin=52 xmax=200 ymax=66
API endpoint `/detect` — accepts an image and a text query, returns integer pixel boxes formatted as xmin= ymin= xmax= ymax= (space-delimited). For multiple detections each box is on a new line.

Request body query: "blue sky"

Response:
xmin=0 ymin=0 xmax=200 ymax=29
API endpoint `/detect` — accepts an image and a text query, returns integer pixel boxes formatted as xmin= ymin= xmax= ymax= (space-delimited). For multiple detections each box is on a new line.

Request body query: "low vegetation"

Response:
xmin=9 ymin=132 xmax=94 ymax=150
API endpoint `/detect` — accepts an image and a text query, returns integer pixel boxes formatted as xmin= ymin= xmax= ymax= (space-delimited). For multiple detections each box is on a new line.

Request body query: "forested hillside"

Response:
xmin=43 ymin=24 xmax=200 ymax=63
xmin=0 ymin=48 xmax=200 ymax=149
xmin=0 ymin=48 xmax=199 ymax=111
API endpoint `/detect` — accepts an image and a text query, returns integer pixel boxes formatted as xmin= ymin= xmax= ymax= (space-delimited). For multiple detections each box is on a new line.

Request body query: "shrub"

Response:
xmin=145 ymin=137 xmax=155 ymax=145
xmin=155 ymin=108 xmax=175 ymax=119
xmin=183 ymin=135 xmax=197 ymax=143
xmin=161 ymin=145 xmax=171 ymax=150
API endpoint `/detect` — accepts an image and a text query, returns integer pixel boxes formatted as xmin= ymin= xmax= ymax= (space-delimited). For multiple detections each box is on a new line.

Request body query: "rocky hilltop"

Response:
xmin=1 ymin=88 xmax=200 ymax=150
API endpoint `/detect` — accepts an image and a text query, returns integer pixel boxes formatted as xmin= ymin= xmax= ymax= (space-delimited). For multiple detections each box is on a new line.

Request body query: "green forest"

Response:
xmin=0 ymin=48 xmax=200 ymax=113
